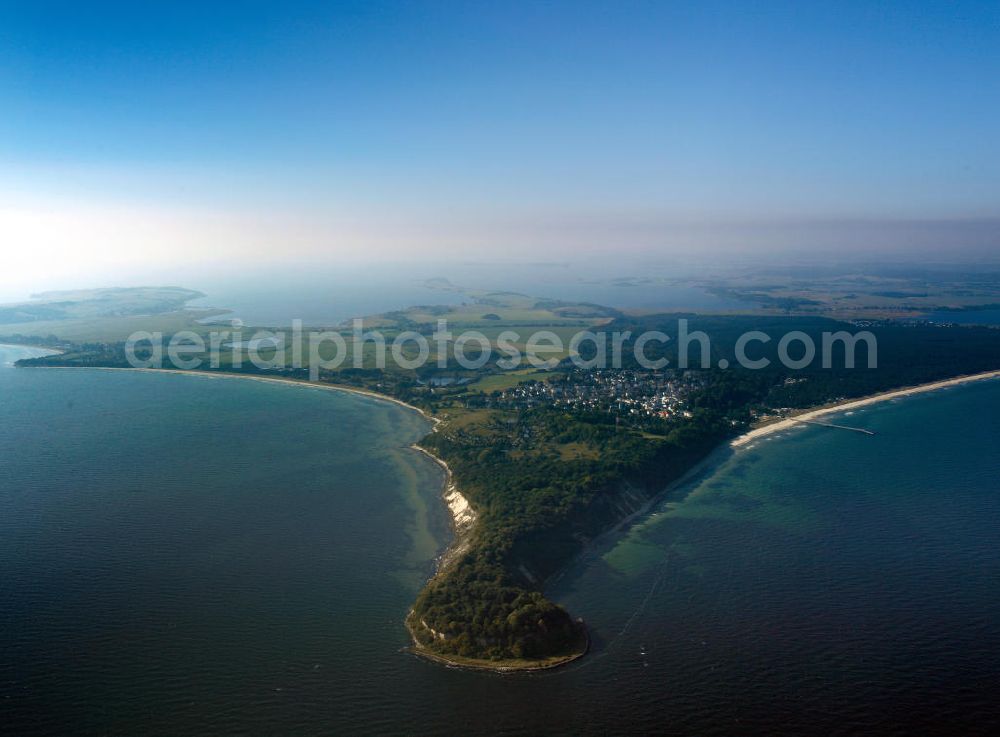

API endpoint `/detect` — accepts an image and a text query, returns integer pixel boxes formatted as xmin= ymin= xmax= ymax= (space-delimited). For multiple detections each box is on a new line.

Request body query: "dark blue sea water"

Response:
xmin=925 ymin=309 xmax=1000 ymax=326
xmin=2 ymin=344 xmax=999 ymax=736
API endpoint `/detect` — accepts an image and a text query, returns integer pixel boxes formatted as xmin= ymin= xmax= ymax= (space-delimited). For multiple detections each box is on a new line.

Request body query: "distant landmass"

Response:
xmin=0 ymin=287 xmax=204 ymax=325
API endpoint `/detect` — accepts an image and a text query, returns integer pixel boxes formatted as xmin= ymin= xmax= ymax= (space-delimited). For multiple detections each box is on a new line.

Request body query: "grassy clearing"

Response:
xmin=556 ymin=441 xmax=600 ymax=461
xmin=465 ymin=368 xmax=561 ymax=394
xmin=435 ymin=407 xmax=498 ymax=432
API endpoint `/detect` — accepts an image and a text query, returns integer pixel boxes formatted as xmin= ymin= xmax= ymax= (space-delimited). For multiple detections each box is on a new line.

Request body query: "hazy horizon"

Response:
xmin=3 ymin=1 xmax=999 ymax=298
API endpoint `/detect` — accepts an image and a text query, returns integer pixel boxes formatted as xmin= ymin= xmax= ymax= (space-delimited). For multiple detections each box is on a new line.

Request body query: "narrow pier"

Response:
xmin=795 ymin=418 xmax=876 ymax=436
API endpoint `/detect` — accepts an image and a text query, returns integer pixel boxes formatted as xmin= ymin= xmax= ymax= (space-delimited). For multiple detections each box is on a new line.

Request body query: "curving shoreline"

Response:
xmin=19 ymin=363 xmax=432 ymax=416
xmin=18 ymin=363 xmax=567 ymax=671
xmin=18 ymin=358 xmax=1000 ymax=672
xmin=19 ymin=365 xmax=478 ymax=557
xmin=20 ymin=362 xmax=547 ymax=669
xmin=408 ymin=444 xmax=477 ymax=569
xmin=403 ymin=615 xmax=590 ymax=673
xmin=732 ymin=369 xmax=1000 ymax=448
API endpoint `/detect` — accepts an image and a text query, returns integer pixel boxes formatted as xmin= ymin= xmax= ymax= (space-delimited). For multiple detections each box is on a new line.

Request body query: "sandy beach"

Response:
xmin=26 ymin=364 xmax=438 ymax=419
xmin=732 ymin=369 xmax=1000 ymax=448
xmin=409 ymin=445 xmax=477 ymax=568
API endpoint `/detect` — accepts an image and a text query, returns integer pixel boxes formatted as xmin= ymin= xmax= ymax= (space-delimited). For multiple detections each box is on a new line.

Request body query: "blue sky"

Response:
xmin=1 ymin=1 xmax=998 ymax=290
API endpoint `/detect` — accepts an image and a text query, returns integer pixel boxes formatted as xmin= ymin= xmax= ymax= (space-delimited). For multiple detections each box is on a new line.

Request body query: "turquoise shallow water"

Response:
xmin=2 ymin=344 xmax=999 ymax=735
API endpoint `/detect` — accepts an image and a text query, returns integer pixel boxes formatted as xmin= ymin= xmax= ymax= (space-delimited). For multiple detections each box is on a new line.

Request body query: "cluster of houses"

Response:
xmin=487 ymin=369 xmax=703 ymax=420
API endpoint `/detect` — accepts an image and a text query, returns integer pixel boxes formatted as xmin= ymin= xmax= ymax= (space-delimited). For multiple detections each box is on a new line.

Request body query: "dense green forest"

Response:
xmin=410 ymin=404 xmax=732 ymax=661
